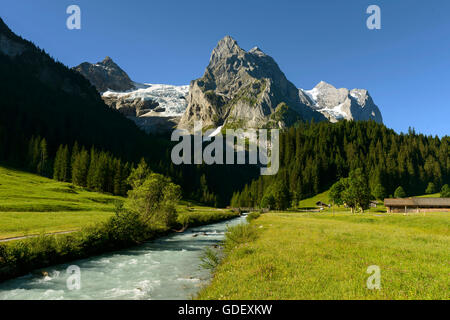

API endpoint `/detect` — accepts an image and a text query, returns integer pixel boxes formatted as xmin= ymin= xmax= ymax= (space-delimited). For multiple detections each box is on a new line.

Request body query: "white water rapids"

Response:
xmin=0 ymin=216 xmax=246 ymax=300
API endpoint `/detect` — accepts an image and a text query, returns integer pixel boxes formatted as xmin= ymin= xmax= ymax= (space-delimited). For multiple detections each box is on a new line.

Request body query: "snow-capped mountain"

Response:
xmin=101 ymin=82 xmax=189 ymax=134
xmin=178 ymin=36 xmax=325 ymax=131
xmin=74 ymin=52 xmax=382 ymax=134
xmin=74 ymin=57 xmax=189 ymax=133
xmin=299 ymin=81 xmax=383 ymax=123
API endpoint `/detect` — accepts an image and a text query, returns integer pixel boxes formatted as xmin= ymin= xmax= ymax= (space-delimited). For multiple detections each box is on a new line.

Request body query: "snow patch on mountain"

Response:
xmin=103 ymin=83 xmax=189 ymax=117
xmin=299 ymin=81 xmax=383 ymax=123
xmin=304 ymin=87 xmax=320 ymax=102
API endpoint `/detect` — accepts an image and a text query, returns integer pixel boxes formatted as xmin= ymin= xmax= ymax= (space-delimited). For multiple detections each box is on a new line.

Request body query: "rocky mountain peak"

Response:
xmin=249 ymin=46 xmax=262 ymax=52
xmin=315 ymin=81 xmax=335 ymax=90
xmin=208 ymin=36 xmax=245 ymax=71
xmin=101 ymin=56 xmax=118 ymax=68
xmin=218 ymin=35 xmax=238 ymax=48
xmin=73 ymin=57 xmax=135 ymax=93
xmin=178 ymin=36 xmax=325 ymax=130
xmin=214 ymin=36 xmax=240 ymax=53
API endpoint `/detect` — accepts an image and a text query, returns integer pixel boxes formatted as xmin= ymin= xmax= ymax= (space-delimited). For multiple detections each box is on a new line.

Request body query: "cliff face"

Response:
xmin=179 ymin=36 xmax=325 ymax=131
xmin=73 ymin=57 xmax=135 ymax=93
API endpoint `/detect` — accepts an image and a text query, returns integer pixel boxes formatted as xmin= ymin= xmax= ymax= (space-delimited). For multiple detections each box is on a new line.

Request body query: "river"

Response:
xmin=0 ymin=215 xmax=246 ymax=300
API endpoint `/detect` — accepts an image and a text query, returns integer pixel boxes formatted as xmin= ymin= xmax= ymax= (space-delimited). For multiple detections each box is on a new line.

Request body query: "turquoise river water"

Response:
xmin=0 ymin=215 xmax=246 ymax=300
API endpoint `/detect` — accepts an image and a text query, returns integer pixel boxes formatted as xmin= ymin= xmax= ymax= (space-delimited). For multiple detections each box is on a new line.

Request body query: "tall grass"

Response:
xmin=224 ymin=223 xmax=258 ymax=253
xmin=198 ymin=211 xmax=450 ymax=300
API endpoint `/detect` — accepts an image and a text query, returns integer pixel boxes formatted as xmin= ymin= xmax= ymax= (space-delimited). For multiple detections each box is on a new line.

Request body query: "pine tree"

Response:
xmin=394 ymin=186 xmax=406 ymax=198
xmin=425 ymin=182 xmax=437 ymax=194
xmin=113 ymin=159 xmax=122 ymax=196
xmin=37 ymin=138 xmax=49 ymax=177
xmin=28 ymin=136 xmax=41 ymax=172
xmin=372 ymin=184 xmax=386 ymax=200
xmin=61 ymin=145 xmax=70 ymax=181
xmin=53 ymin=145 xmax=64 ymax=181
xmin=87 ymin=148 xmax=98 ymax=189
xmin=441 ymin=184 xmax=450 ymax=198
xmin=72 ymin=148 xmax=89 ymax=187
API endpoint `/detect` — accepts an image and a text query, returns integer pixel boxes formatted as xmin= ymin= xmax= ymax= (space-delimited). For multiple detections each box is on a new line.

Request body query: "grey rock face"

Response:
xmin=300 ymin=81 xmax=383 ymax=123
xmin=179 ymin=36 xmax=325 ymax=130
xmin=73 ymin=57 xmax=135 ymax=93
xmin=102 ymin=94 xmax=159 ymax=117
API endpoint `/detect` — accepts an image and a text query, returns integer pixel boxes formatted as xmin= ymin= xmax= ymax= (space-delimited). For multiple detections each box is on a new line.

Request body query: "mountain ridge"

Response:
xmin=73 ymin=57 xmax=135 ymax=93
xmin=72 ymin=34 xmax=383 ymax=133
xmin=73 ymin=57 xmax=188 ymax=133
xmin=299 ymin=81 xmax=383 ymax=123
xmin=0 ymin=16 xmax=166 ymax=163
xmin=178 ymin=36 xmax=326 ymax=130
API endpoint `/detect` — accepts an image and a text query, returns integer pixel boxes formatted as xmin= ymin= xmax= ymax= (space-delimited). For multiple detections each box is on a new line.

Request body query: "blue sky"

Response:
xmin=2 ymin=0 xmax=449 ymax=137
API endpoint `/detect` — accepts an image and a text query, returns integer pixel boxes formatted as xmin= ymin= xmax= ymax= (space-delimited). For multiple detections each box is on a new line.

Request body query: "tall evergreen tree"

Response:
xmin=394 ymin=186 xmax=407 ymax=198
xmin=37 ymin=138 xmax=49 ymax=177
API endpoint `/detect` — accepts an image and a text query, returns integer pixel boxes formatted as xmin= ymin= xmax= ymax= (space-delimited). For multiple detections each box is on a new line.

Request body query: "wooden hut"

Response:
xmin=384 ymin=198 xmax=450 ymax=213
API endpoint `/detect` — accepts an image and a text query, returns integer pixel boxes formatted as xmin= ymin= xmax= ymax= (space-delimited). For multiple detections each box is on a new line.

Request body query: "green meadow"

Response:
xmin=198 ymin=210 xmax=450 ymax=300
xmin=0 ymin=166 xmax=235 ymax=240
xmin=0 ymin=166 xmax=121 ymax=239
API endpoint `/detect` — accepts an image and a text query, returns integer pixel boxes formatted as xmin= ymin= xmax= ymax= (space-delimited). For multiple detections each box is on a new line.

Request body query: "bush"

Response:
xmin=440 ymin=184 xmax=450 ymax=198
xmin=127 ymin=172 xmax=181 ymax=228
xmin=246 ymin=211 xmax=261 ymax=222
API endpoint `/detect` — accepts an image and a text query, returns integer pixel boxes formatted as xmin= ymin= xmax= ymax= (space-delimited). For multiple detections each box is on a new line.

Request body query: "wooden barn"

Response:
xmin=384 ymin=198 xmax=450 ymax=213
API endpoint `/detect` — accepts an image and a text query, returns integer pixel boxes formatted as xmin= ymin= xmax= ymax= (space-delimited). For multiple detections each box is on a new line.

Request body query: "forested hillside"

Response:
xmin=232 ymin=121 xmax=450 ymax=209
xmin=0 ymin=18 xmax=169 ymax=164
xmin=0 ymin=18 xmax=257 ymax=206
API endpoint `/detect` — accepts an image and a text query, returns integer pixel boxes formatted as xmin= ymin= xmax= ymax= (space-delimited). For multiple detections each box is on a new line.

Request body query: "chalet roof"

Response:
xmin=384 ymin=198 xmax=450 ymax=207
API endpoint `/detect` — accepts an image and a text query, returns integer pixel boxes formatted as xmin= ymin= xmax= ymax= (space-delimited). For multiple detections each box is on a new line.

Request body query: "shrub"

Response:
xmin=246 ymin=211 xmax=261 ymax=222
xmin=440 ymin=184 xmax=450 ymax=198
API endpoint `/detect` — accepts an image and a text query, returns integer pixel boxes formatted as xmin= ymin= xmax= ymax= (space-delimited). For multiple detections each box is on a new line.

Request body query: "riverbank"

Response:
xmin=0 ymin=215 xmax=246 ymax=300
xmin=0 ymin=209 xmax=239 ymax=283
xmin=198 ymin=211 xmax=450 ymax=300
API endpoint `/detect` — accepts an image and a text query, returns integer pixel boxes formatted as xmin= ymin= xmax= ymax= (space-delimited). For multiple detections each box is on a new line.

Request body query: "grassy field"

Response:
xmin=297 ymin=189 xmax=442 ymax=214
xmin=0 ymin=166 xmax=235 ymax=239
xmin=297 ymin=190 xmax=331 ymax=209
xmin=0 ymin=166 xmax=122 ymax=239
xmin=198 ymin=210 xmax=450 ymax=300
